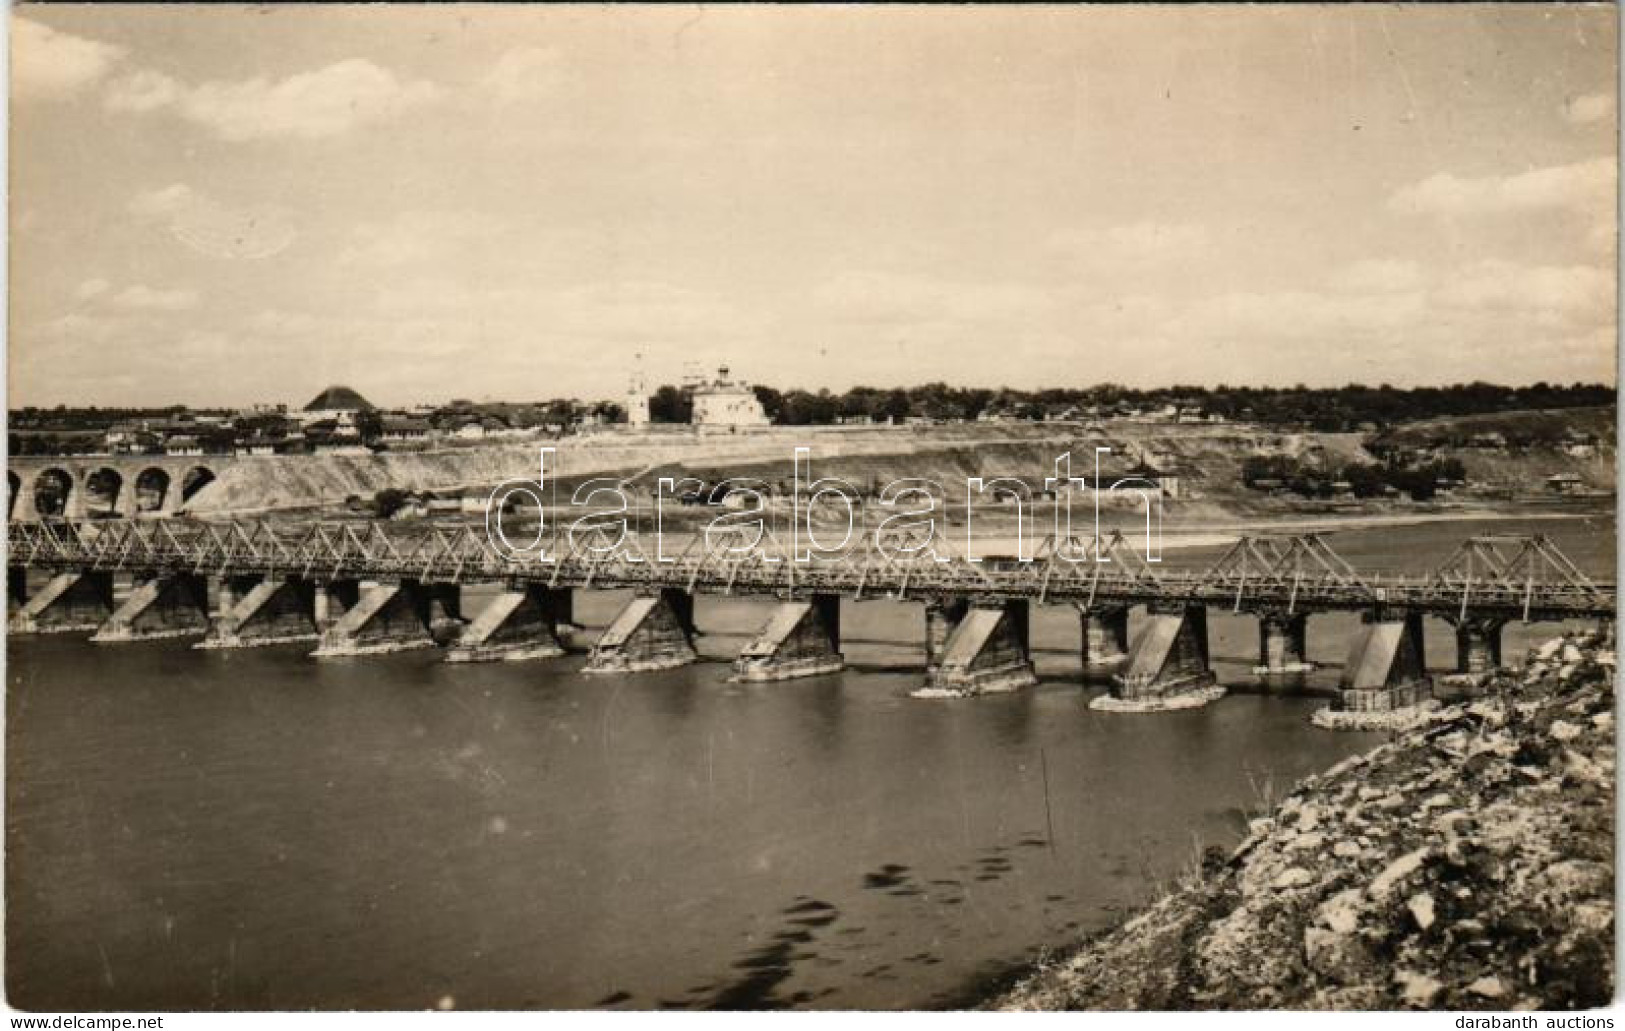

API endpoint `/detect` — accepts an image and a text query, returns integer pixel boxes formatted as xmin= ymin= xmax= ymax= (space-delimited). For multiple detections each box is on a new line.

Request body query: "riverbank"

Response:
xmin=992 ymin=629 xmax=1616 ymax=1011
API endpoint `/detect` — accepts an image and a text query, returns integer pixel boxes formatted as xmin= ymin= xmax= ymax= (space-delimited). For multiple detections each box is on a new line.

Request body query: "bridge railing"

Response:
xmin=6 ymin=519 xmax=1616 ymax=619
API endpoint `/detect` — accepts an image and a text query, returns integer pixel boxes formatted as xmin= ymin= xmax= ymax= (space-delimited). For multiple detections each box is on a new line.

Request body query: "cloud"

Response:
xmin=338 ymin=211 xmax=505 ymax=268
xmin=104 ymin=69 xmax=184 ymax=113
xmin=1048 ymin=222 xmax=1210 ymax=267
xmin=1329 ymin=259 xmax=1424 ymax=294
xmin=109 ymin=58 xmax=441 ymax=141
xmin=12 ymin=17 xmax=125 ymax=99
xmin=812 ymin=269 xmax=1053 ymax=326
xmin=128 ymin=184 xmax=297 ymax=259
xmin=112 ymin=284 xmax=201 ymax=312
xmin=1562 ymin=92 xmax=1614 ymax=125
xmin=1388 ymin=158 xmax=1615 ymax=217
xmin=479 ymin=47 xmax=565 ymax=105
xmin=75 ymin=278 xmax=111 ymax=302
xmin=1434 ymin=261 xmax=1612 ymax=328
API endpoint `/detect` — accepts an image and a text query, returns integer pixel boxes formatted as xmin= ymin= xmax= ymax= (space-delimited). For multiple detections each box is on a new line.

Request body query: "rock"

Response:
xmin=1592 ymin=712 xmax=1614 ymax=732
xmin=1549 ymin=720 xmax=1584 ymax=742
xmin=1316 ymin=888 xmax=1364 ymax=934
xmin=1272 ymin=867 xmax=1314 ymax=890
xmin=1289 ymin=832 xmax=1325 ymax=851
xmin=1333 ymin=840 xmax=1362 ymax=859
xmin=1419 ymin=792 xmax=1453 ymax=809
xmin=1369 ymin=848 xmax=1430 ymax=899
xmin=1394 ymin=970 xmax=1443 ymax=1008
xmin=1466 ymin=976 xmax=1506 ymax=999
xmin=1303 ymin=926 xmax=1370 ymax=980
xmin=1406 ymin=892 xmax=1436 ymax=931
xmin=1295 ymin=805 xmax=1321 ymax=832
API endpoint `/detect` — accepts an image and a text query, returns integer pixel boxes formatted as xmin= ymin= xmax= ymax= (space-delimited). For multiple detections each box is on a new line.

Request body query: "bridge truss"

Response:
xmin=6 ymin=519 xmax=1616 ymax=621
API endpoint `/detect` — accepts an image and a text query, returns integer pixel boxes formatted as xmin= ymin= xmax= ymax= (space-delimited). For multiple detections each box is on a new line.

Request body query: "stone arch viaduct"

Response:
xmin=7 ymin=455 xmax=238 ymax=521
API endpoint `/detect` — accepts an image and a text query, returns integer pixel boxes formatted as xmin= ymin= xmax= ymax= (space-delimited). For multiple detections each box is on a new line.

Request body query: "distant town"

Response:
xmin=11 ymin=370 xmax=1613 ymax=460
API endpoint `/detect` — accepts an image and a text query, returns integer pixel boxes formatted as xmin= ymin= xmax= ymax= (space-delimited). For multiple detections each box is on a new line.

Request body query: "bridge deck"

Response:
xmin=6 ymin=520 xmax=1616 ymax=620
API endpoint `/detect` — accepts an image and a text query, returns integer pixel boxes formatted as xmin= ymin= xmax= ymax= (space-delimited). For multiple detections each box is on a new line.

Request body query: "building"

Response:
xmin=299 ymin=385 xmax=374 ymax=427
xmin=625 ymin=359 xmax=651 ymax=428
xmin=379 ymin=416 xmax=432 ymax=443
xmin=690 ymin=366 xmax=770 ymax=429
xmin=1546 ymin=472 xmax=1585 ymax=495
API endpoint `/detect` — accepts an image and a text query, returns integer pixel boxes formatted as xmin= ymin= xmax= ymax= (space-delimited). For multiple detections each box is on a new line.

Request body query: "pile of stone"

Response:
xmin=998 ymin=629 xmax=1616 ymax=1011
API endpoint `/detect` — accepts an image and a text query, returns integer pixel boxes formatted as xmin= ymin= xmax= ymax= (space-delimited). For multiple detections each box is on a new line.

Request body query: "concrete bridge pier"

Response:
xmin=312 ymin=580 xmax=360 ymax=633
xmin=1254 ymin=610 xmax=1313 ymax=676
xmin=9 ymin=567 xmax=29 ymax=613
xmin=8 ymin=570 xmax=115 ymax=634
xmin=1314 ymin=610 xmax=1433 ymax=729
xmin=1078 ymin=604 xmax=1130 ymax=670
xmin=1094 ymin=603 xmax=1223 ymax=712
xmin=1451 ymin=615 xmax=1506 ymax=677
xmin=423 ymin=583 xmax=465 ymax=643
xmin=585 ymin=588 xmax=698 ymax=673
xmin=734 ymin=594 xmax=844 ymax=682
xmin=915 ymin=599 xmax=1037 ymax=697
xmin=91 ymin=572 xmax=212 ymax=642
xmin=445 ymin=585 xmax=572 ymax=663
xmin=312 ymin=579 xmax=439 ymax=657
xmin=923 ymin=597 xmax=971 ymax=673
xmin=197 ymin=575 xmax=320 ymax=649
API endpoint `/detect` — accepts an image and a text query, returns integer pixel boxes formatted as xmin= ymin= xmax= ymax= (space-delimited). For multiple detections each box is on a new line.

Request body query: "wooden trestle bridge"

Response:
xmin=6 ymin=519 xmax=1615 ymax=722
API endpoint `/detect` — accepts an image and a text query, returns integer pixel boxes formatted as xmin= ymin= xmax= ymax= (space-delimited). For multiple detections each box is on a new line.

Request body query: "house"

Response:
xmin=164 ymin=435 xmax=203 ymax=457
xmin=380 ymin=416 xmax=433 ymax=443
xmin=1546 ymin=472 xmax=1585 ymax=495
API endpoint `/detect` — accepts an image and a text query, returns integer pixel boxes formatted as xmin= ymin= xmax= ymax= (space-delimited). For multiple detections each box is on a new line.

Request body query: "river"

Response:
xmin=6 ymin=513 xmax=1613 ymax=1010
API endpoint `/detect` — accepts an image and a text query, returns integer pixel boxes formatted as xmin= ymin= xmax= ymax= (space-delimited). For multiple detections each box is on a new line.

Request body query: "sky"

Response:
xmin=8 ymin=4 xmax=1619 ymax=407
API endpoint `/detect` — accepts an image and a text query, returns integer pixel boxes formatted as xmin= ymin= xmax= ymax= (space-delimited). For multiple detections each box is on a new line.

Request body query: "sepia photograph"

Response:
xmin=4 ymin=2 xmax=1619 ymax=1018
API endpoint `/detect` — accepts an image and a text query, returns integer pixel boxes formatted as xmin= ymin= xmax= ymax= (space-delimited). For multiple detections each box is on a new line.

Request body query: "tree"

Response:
xmin=372 ymin=488 xmax=410 ymax=518
xmin=649 ymin=385 xmax=692 ymax=424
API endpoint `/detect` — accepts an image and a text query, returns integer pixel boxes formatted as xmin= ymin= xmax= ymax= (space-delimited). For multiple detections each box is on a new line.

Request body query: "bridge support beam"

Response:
xmin=9 ymin=567 xmax=29 ymax=612
xmin=915 ymin=599 xmax=1036 ymax=697
xmin=1254 ymin=610 xmax=1313 ymax=676
xmin=734 ymin=594 xmax=843 ymax=682
xmin=923 ymin=597 xmax=971 ymax=673
xmin=585 ymin=588 xmax=697 ymax=674
xmin=312 ymin=580 xmax=360 ymax=634
xmin=8 ymin=571 xmax=114 ymax=634
xmin=1095 ymin=603 xmax=1223 ymax=712
xmin=1078 ymin=604 xmax=1130 ymax=670
xmin=312 ymin=580 xmax=438 ymax=657
xmin=1313 ymin=610 xmax=1433 ymax=730
xmin=446 ymin=585 xmax=572 ymax=663
xmin=91 ymin=573 xmax=211 ymax=642
xmin=1452 ymin=615 xmax=1506 ymax=677
xmin=197 ymin=575 xmax=320 ymax=649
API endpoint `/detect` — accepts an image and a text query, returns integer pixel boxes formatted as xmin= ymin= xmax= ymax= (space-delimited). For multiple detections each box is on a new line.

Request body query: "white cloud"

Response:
xmin=1435 ymin=261 xmax=1612 ymax=328
xmin=479 ymin=47 xmax=565 ymax=105
xmin=338 ymin=211 xmax=504 ymax=268
xmin=104 ymin=69 xmax=184 ymax=113
xmin=128 ymin=184 xmax=296 ymax=259
xmin=1329 ymin=259 xmax=1424 ymax=294
xmin=12 ymin=18 xmax=125 ymax=99
xmin=112 ymin=284 xmax=201 ymax=312
xmin=75 ymin=278 xmax=111 ymax=302
xmin=812 ymin=269 xmax=1054 ymax=326
xmin=1562 ymin=92 xmax=1614 ymax=125
xmin=1049 ymin=222 xmax=1209 ymax=266
xmin=1388 ymin=158 xmax=1615 ymax=217
xmin=109 ymin=58 xmax=441 ymax=141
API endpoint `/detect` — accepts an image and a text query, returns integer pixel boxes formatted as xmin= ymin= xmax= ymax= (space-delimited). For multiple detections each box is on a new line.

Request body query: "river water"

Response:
xmin=6 ymin=513 xmax=1613 ymax=1010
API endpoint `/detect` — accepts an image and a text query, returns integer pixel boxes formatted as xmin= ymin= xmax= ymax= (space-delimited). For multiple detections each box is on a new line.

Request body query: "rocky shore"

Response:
xmin=995 ymin=629 xmax=1616 ymax=1011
